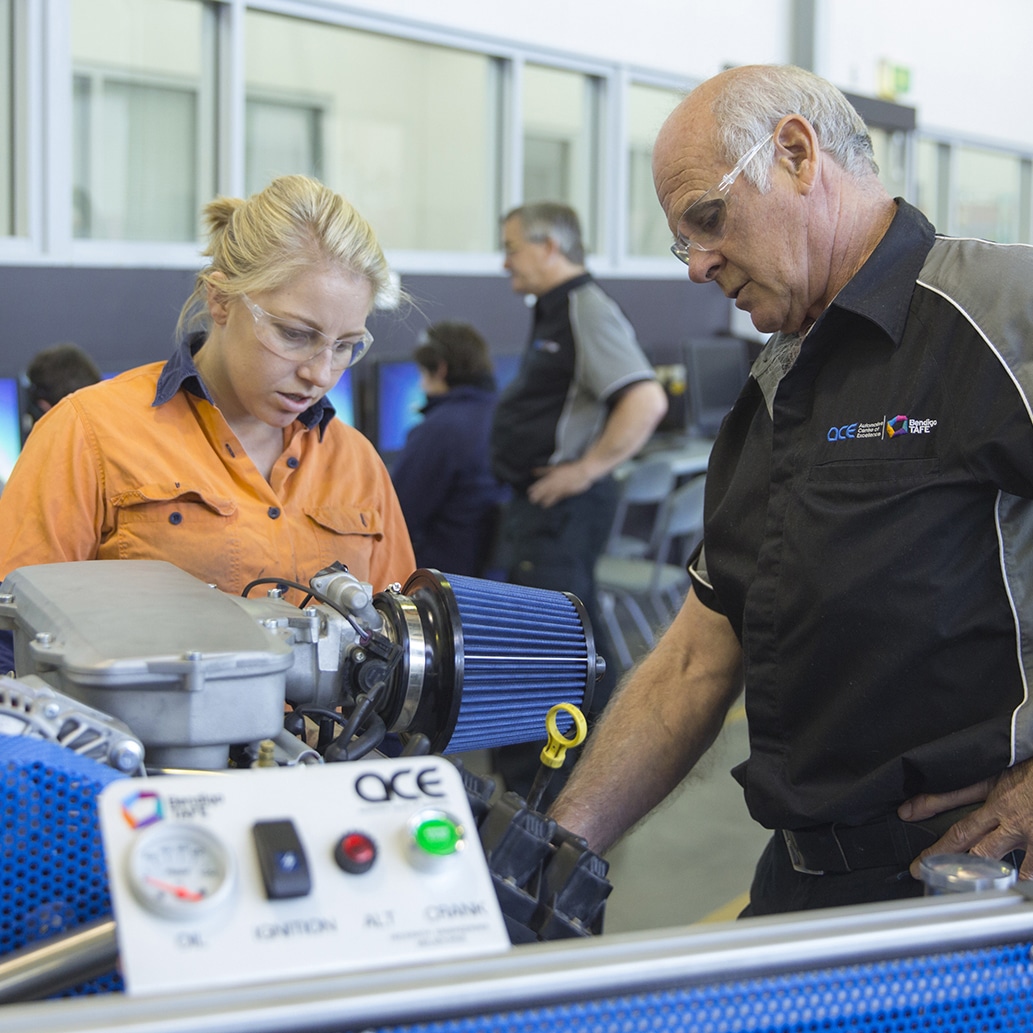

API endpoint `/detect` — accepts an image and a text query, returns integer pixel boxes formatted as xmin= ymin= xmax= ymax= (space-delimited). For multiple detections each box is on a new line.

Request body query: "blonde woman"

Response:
xmin=0 ymin=176 xmax=415 ymax=672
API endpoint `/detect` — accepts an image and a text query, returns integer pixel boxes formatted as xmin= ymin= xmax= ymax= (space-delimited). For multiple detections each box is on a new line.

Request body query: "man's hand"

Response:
xmin=527 ymin=462 xmax=593 ymax=508
xmin=899 ymin=758 xmax=1033 ymax=879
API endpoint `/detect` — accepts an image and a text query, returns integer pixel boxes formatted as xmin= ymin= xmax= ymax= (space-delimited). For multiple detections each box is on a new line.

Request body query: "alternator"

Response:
xmin=0 ymin=675 xmax=144 ymax=775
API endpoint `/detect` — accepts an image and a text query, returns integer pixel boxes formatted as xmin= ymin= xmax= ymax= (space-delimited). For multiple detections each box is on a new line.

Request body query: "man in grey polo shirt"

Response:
xmin=490 ymin=202 xmax=667 ymax=801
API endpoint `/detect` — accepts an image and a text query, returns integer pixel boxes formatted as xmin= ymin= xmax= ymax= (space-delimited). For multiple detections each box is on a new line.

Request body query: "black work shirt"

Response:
xmin=693 ymin=200 xmax=1033 ymax=829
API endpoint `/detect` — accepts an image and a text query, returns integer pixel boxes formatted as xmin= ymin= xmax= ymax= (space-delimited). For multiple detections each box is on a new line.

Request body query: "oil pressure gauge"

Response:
xmin=126 ymin=822 xmax=236 ymax=921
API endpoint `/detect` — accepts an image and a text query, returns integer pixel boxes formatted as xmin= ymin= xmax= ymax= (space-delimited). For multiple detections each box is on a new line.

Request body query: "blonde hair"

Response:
xmin=177 ymin=175 xmax=391 ymax=340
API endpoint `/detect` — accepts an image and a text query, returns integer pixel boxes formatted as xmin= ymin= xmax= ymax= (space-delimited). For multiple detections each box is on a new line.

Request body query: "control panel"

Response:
xmin=98 ymin=758 xmax=510 ymax=996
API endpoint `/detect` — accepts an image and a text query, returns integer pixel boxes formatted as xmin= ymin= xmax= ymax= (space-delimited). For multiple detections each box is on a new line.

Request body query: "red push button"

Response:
xmin=334 ymin=831 xmax=377 ymax=874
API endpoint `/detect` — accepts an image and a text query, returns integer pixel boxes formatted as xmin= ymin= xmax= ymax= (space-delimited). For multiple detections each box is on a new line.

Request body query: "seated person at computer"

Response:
xmin=22 ymin=342 xmax=102 ymax=435
xmin=0 ymin=174 xmax=416 ymax=670
xmin=390 ymin=321 xmax=509 ymax=576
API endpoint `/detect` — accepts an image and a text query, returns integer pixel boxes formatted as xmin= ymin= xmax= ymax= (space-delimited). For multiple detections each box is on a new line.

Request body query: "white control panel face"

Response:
xmin=98 ymin=757 xmax=510 ymax=996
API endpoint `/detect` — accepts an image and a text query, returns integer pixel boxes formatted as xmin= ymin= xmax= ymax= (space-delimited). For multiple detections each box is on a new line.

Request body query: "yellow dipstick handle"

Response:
xmin=538 ymin=703 xmax=588 ymax=770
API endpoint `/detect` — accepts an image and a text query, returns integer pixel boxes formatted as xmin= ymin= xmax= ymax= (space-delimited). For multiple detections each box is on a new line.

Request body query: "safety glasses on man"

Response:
xmin=670 ymin=132 xmax=775 ymax=262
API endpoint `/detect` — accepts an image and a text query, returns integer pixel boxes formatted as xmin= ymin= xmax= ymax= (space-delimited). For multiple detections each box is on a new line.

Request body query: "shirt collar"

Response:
xmin=824 ymin=198 xmax=936 ymax=347
xmin=752 ymin=200 xmax=937 ymax=413
xmin=534 ymin=271 xmax=593 ymax=319
xmin=153 ymin=333 xmax=335 ymax=435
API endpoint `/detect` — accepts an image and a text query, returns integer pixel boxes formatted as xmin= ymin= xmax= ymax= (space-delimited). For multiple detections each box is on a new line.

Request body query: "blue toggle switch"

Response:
xmin=252 ymin=819 xmax=312 ymax=899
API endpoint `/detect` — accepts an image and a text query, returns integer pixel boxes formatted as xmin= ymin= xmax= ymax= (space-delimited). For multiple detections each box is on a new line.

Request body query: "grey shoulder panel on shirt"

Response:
xmin=919 ymin=238 xmax=1033 ymax=766
xmin=918 ymin=237 xmax=1033 ymax=407
xmin=567 ymin=281 xmax=653 ymax=399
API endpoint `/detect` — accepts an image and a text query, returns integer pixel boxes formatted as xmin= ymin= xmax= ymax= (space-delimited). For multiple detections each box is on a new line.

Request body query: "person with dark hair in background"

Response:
xmin=390 ymin=321 xmax=509 ymax=576
xmin=23 ymin=342 xmax=102 ymax=435
xmin=490 ymin=201 xmax=668 ymax=801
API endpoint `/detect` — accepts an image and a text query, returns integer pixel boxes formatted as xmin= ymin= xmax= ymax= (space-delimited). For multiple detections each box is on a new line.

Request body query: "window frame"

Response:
xmin=3 ymin=0 xmax=1030 ymax=274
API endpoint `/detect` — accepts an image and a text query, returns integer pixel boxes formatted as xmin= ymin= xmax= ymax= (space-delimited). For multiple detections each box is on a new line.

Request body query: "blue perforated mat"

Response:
xmin=375 ymin=939 xmax=1033 ymax=1033
xmin=0 ymin=736 xmax=125 ymax=994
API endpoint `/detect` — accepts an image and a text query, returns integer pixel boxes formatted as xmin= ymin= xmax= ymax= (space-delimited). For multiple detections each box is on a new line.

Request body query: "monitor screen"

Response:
xmin=375 ymin=354 xmax=522 ymax=456
xmin=0 ymin=377 xmax=23 ymax=482
xmin=323 ymin=368 xmax=356 ymax=428
xmin=493 ymin=352 xmax=523 ymax=391
xmin=685 ymin=336 xmax=751 ymax=438
xmin=376 ymin=359 xmax=426 ymax=455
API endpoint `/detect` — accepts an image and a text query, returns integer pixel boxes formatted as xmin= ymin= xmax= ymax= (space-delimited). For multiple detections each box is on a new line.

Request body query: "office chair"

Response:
xmin=596 ymin=475 xmax=706 ymax=668
xmin=605 ymin=457 xmax=676 ymax=559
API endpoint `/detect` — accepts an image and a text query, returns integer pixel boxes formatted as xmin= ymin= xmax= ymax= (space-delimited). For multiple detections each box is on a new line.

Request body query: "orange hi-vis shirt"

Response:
xmin=0 ymin=357 xmax=416 ymax=601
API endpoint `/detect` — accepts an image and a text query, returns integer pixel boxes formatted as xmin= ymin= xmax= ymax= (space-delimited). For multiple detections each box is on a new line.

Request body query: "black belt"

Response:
xmin=779 ymin=807 xmax=979 ymax=876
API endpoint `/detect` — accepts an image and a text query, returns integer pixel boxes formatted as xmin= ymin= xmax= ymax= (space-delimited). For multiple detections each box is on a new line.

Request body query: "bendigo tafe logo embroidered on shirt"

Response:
xmin=826 ymin=414 xmax=938 ymax=442
xmin=888 ymin=415 xmax=938 ymax=437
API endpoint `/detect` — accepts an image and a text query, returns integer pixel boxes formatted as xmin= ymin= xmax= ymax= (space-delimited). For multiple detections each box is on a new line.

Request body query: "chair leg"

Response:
xmin=651 ymin=581 xmax=689 ymax=626
xmin=598 ymin=590 xmax=634 ymax=670
xmin=613 ymin=589 xmax=656 ymax=649
xmin=662 ymin=582 xmax=689 ymax=618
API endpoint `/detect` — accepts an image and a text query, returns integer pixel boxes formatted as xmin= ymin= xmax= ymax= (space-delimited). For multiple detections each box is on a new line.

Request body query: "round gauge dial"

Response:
xmin=126 ymin=822 xmax=236 ymax=921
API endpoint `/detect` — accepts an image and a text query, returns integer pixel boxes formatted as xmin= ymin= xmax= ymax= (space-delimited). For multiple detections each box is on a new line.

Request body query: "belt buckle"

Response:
xmin=782 ymin=829 xmax=825 ymax=876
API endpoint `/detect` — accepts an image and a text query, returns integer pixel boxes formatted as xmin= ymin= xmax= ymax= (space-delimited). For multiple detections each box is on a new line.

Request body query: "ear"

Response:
xmin=206 ymin=271 xmax=231 ymax=327
xmin=540 ymin=234 xmax=563 ymax=262
xmin=773 ymin=114 xmax=820 ymax=195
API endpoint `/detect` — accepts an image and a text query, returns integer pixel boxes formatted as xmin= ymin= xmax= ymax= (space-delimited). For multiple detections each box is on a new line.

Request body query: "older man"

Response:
xmin=550 ymin=64 xmax=1033 ymax=915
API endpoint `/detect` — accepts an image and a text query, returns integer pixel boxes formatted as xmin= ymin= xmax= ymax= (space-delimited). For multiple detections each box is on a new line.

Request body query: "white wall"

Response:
xmin=816 ymin=0 xmax=1033 ymax=149
xmin=341 ymin=0 xmax=791 ymax=78
xmin=344 ymin=0 xmax=1033 ymax=152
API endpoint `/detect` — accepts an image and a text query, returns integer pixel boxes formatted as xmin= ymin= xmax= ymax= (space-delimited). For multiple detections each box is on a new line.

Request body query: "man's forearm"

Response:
xmin=549 ymin=590 xmax=743 ymax=855
xmin=528 ymin=380 xmax=668 ymax=507
xmin=577 ymin=380 xmax=668 ymax=483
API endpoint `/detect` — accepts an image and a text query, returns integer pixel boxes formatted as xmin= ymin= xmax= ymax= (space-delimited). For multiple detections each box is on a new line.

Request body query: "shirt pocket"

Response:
xmin=109 ymin=484 xmax=241 ymax=591
xmin=304 ymin=503 xmax=383 ymax=577
xmin=807 ymin=456 xmax=941 ymax=486
xmin=800 ymin=458 xmax=942 ymax=533
xmin=787 ymin=457 xmax=944 ymax=592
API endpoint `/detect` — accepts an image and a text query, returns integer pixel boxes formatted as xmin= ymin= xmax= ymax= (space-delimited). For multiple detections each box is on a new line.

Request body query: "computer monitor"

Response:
xmin=374 ymin=353 xmax=522 ymax=458
xmin=685 ymin=336 xmax=751 ymax=438
xmin=375 ymin=359 xmax=426 ymax=456
xmin=323 ymin=368 xmax=356 ymax=428
xmin=493 ymin=352 xmax=523 ymax=391
xmin=0 ymin=377 xmax=23 ymax=482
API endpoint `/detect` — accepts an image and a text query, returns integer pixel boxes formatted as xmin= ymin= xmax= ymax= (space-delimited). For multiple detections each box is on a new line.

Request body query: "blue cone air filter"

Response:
xmin=0 ymin=736 xmax=125 ymax=995
xmin=378 ymin=571 xmax=599 ymax=754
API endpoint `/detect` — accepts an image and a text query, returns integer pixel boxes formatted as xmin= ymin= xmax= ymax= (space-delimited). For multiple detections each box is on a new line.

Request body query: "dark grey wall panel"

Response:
xmin=391 ymin=272 xmax=730 ymax=362
xmin=1 ymin=266 xmax=197 ymax=375
xmin=1 ymin=266 xmax=729 ymax=376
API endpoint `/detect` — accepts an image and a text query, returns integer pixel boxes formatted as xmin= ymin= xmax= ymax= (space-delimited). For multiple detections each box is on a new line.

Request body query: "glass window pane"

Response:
xmin=0 ymin=0 xmax=15 ymax=236
xmin=522 ymin=64 xmax=600 ymax=251
xmin=914 ymin=138 xmax=949 ymax=230
xmin=0 ymin=0 xmax=18 ymax=235
xmin=627 ymin=83 xmax=683 ymax=257
xmin=869 ymin=127 xmax=908 ymax=200
xmin=955 ymin=146 xmax=1022 ymax=243
xmin=71 ymin=0 xmax=206 ymax=242
xmin=246 ymin=99 xmax=323 ymax=198
xmin=245 ymin=10 xmax=499 ymax=252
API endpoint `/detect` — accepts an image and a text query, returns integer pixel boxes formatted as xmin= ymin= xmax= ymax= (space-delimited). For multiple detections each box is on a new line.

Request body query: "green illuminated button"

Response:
xmin=410 ymin=810 xmax=464 ymax=859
